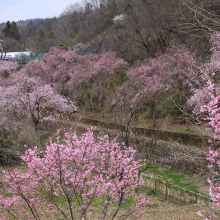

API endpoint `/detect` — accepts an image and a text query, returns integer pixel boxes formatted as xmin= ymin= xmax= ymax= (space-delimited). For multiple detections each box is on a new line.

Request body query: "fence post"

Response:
xmin=165 ymin=183 xmax=168 ymax=200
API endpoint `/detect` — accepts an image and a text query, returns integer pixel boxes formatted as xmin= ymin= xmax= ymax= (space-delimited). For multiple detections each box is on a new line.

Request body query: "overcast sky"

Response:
xmin=0 ymin=0 xmax=83 ymax=23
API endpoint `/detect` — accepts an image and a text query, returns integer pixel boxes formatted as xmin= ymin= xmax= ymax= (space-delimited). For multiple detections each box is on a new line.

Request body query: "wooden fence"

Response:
xmin=141 ymin=173 xmax=210 ymax=204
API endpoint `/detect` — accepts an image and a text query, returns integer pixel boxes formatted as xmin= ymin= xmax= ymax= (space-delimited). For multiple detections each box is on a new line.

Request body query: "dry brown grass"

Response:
xmin=140 ymin=197 xmax=211 ymax=220
xmin=0 ymin=195 xmax=211 ymax=220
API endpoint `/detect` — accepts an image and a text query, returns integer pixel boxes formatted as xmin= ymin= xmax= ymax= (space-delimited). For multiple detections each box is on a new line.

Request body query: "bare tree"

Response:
xmin=0 ymin=39 xmax=4 ymax=59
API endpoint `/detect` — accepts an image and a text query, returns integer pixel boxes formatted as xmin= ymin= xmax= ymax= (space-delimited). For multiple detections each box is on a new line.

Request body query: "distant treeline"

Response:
xmin=0 ymin=0 xmax=219 ymax=63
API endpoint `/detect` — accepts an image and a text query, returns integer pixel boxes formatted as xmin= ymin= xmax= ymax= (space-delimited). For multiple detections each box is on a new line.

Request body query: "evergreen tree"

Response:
xmin=2 ymin=21 xmax=11 ymax=38
xmin=2 ymin=21 xmax=21 ymax=41
xmin=9 ymin=21 xmax=21 ymax=41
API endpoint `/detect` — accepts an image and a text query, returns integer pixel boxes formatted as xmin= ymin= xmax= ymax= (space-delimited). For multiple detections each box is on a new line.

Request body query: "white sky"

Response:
xmin=0 ymin=0 xmax=83 ymax=23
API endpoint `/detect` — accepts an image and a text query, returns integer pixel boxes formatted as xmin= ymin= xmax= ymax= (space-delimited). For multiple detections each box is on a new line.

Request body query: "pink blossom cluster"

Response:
xmin=43 ymin=49 xmax=127 ymax=96
xmin=0 ymin=60 xmax=18 ymax=78
xmin=188 ymin=88 xmax=210 ymax=115
xmin=201 ymin=78 xmax=220 ymax=140
xmin=114 ymin=63 xmax=166 ymax=125
xmin=0 ymin=61 xmax=18 ymax=87
xmin=197 ymin=211 xmax=213 ymax=220
xmin=0 ymin=74 xmax=76 ymax=129
xmin=159 ymin=43 xmax=201 ymax=91
xmin=0 ymin=129 xmax=148 ymax=219
xmin=197 ymin=32 xmax=220 ymax=220
xmin=114 ymin=43 xmax=199 ymax=126
xmin=26 ymin=48 xmax=128 ymax=117
xmin=196 ymin=74 xmax=220 ymax=219
xmin=14 ymin=45 xmax=200 ymax=123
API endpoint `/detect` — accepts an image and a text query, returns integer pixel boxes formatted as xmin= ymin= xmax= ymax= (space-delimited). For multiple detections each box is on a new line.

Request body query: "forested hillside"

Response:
xmin=0 ymin=0 xmax=219 ymax=62
xmin=1 ymin=0 xmax=220 ymax=219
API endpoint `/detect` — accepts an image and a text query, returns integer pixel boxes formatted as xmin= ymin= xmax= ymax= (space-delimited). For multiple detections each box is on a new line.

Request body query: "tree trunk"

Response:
xmin=151 ymin=100 xmax=157 ymax=128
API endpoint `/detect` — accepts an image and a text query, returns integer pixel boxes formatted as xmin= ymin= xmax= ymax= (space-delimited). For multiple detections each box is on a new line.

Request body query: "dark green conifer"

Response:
xmin=2 ymin=21 xmax=21 ymax=41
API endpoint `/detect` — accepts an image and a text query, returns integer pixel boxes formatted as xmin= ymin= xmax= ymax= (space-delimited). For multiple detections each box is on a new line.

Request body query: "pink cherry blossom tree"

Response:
xmin=0 ymin=74 xmax=76 ymax=129
xmin=0 ymin=129 xmax=148 ymax=219
xmin=83 ymin=51 xmax=127 ymax=118
xmin=114 ymin=61 xmax=166 ymax=146
xmin=196 ymin=33 xmax=220 ymax=219
xmin=0 ymin=60 xmax=18 ymax=78
xmin=38 ymin=48 xmax=127 ymax=116
xmin=161 ymin=43 xmax=200 ymax=90
xmin=22 ymin=60 xmax=46 ymax=78
xmin=114 ymin=43 xmax=201 ymax=142
xmin=158 ymin=43 xmax=201 ymax=129
xmin=196 ymin=77 xmax=220 ymax=220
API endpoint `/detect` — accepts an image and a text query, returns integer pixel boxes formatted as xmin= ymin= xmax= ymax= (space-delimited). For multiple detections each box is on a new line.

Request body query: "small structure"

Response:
xmin=3 ymin=51 xmax=32 ymax=60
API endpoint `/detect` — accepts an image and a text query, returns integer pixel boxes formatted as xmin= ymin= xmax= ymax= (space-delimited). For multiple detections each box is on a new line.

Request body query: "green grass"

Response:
xmin=0 ymin=185 xmax=141 ymax=219
xmin=143 ymin=164 xmax=199 ymax=192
